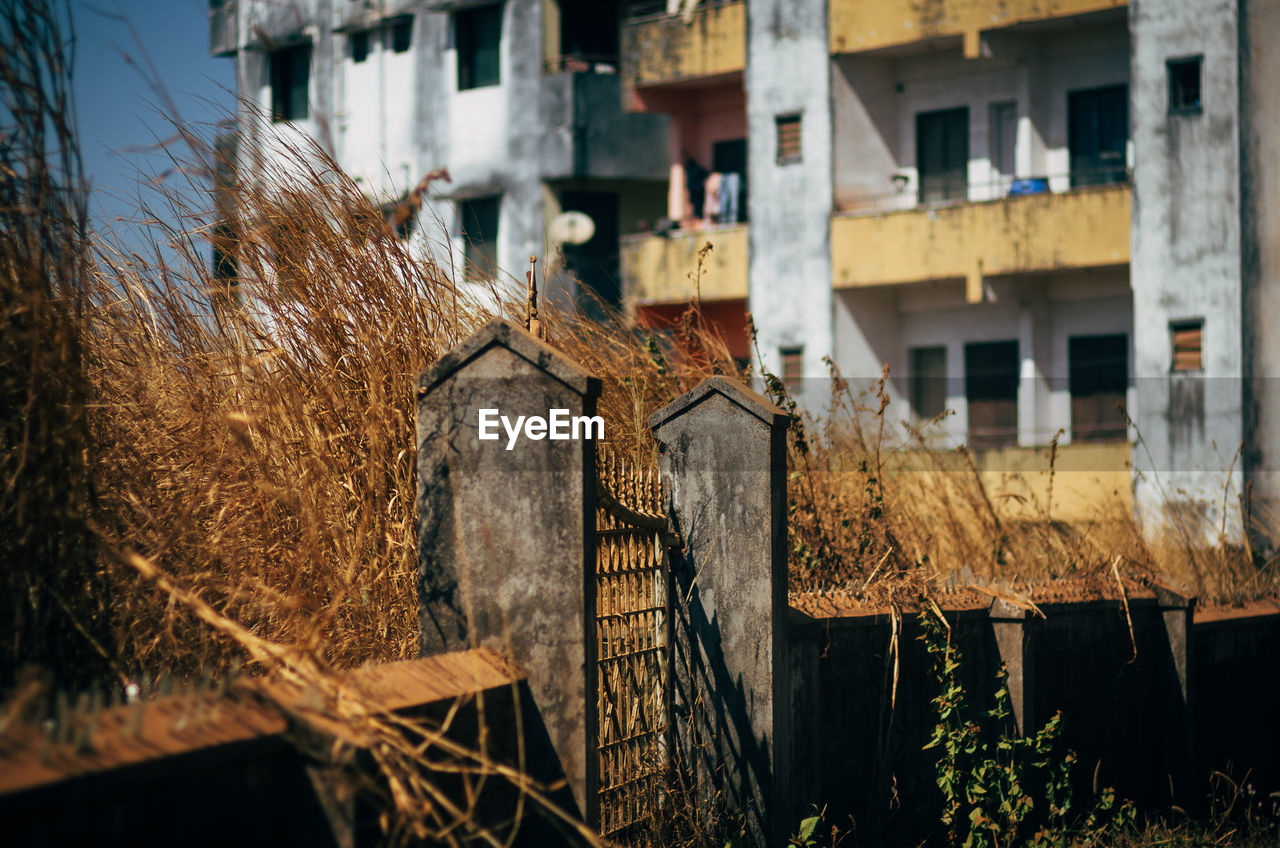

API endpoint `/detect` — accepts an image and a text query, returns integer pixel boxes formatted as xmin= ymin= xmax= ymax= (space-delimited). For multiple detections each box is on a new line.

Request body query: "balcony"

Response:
xmin=538 ymin=70 xmax=669 ymax=181
xmin=210 ymin=0 xmax=237 ymax=57
xmin=829 ymin=0 xmax=1126 ymax=56
xmin=831 ymin=182 xmax=1130 ymax=293
xmin=621 ymin=0 xmax=746 ymax=88
xmin=622 ymin=224 xmax=748 ymax=305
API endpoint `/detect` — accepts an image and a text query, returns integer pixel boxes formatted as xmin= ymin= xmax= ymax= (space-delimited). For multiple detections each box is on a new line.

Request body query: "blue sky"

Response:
xmin=72 ymin=0 xmax=235 ymax=251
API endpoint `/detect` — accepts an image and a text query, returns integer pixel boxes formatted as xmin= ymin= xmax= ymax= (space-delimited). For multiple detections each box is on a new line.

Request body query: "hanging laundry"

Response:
xmin=720 ymin=171 xmax=741 ymax=224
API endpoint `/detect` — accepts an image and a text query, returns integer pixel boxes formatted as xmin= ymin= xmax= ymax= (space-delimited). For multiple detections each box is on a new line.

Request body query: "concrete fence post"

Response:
xmin=1154 ymin=584 xmax=1195 ymax=805
xmin=416 ymin=318 xmax=601 ymax=825
xmin=989 ymin=599 xmax=1036 ymax=734
xmin=649 ymin=376 xmax=790 ymax=845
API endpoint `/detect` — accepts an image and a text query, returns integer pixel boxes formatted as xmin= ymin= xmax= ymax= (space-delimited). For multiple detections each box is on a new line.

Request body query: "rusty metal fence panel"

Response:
xmin=595 ymin=446 xmax=671 ymax=845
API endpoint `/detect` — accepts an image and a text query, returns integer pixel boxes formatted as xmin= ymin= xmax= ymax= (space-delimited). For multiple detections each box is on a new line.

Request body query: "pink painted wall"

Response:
xmin=636 ymin=80 xmax=746 ymax=222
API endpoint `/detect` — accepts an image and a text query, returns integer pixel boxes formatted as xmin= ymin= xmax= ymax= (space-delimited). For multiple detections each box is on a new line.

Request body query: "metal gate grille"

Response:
xmin=595 ymin=447 xmax=671 ymax=845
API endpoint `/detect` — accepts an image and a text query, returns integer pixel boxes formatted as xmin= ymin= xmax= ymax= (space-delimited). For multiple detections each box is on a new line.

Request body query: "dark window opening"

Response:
xmin=910 ymin=346 xmax=948 ymax=421
xmin=457 ymin=4 xmax=502 ymax=90
xmin=1069 ymin=334 xmax=1128 ymax=442
xmin=559 ymin=190 xmax=620 ymax=314
xmin=917 ymin=106 xmax=969 ymax=203
xmin=391 ymin=18 xmax=413 ymax=54
xmin=781 ymin=347 xmax=804 ymax=389
xmin=1069 ymin=85 xmax=1128 ymax=187
xmin=554 ymin=0 xmax=618 ymax=70
xmin=776 ymin=114 xmax=802 ymax=164
xmin=460 ymin=196 xmax=500 ymax=278
xmin=965 ymin=340 xmax=1019 ymax=449
xmin=1168 ymin=56 xmax=1203 ymax=115
xmin=270 ymin=43 xmax=311 ymax=122
xmin=350 ymin=30 xmax=370 ymax=63
xmin=712 ymin=138 xmax=748 ymax=224
xmin=1171 ymin=319 xmax=1203 ymax=372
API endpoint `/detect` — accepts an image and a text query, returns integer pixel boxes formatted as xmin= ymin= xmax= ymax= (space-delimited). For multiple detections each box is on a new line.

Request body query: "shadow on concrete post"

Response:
xmin=416 ymin=318 xmax=601 ymax=829
xmin=1154 ymin=584 xmax=1195 ymax=807
xmin=649 ymin=375 xmax=791 ymax=846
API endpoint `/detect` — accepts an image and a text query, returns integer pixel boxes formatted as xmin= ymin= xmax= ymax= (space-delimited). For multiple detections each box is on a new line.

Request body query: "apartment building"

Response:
xmin=211 ymin=0 xmax=1280 ymax=546
xmin=210 ymin=0 xmax=671 ymax=312
xmin=618 ymin=0 xmax=1280 ymax=546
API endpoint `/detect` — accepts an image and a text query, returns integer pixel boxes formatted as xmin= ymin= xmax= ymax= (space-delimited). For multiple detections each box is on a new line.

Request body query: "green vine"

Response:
xmin=921 ymin=611 xmax=1136 ymax=847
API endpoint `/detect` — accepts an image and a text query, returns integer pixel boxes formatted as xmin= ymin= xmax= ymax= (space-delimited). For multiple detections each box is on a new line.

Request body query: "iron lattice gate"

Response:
xmin=595 ymin=446 xmax=672 ymax=845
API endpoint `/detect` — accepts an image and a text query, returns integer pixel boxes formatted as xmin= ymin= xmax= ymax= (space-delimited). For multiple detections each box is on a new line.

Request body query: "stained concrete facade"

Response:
xmin=215 ymin=0 xmax=670 ymax=308
xmin=745 ymin=0 xmax=834 ymax=388
xmin=214 ymin=0 xmax=1280 ymax=545
xmin=1130 ymin=0 xmax=1280 ymax=545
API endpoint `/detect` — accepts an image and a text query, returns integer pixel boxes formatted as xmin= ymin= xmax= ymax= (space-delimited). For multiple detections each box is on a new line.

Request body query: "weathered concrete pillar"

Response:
xmin=649 ymin=376 xmax=790 ymax=845
xmin=1154 ymin=584 xmax=1195 ymax=805
xmin=989 ymin=599 xmax=1036 ymax=734
xmin=416 ymin=318 xmax=601 ymax=824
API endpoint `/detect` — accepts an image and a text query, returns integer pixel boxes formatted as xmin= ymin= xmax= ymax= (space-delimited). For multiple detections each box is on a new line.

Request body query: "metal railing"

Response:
xmin=595 ymin=446 xmax=672 ymax=846
xmin=542 ymin=54 xmax=620 ymax=75
xmin=623 ymin=0 xmax=741 ymax=23
xmin=833 ymin=166 xmax=1131 ymax=217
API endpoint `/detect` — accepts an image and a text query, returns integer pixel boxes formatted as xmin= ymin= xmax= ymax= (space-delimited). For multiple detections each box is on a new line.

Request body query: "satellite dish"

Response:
xmin=549 ymin=210 xmax=595 ymax=245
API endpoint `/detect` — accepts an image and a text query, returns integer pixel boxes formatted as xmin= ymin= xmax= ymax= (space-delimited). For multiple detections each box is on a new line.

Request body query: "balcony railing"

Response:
xmin=542 ymin=54 xmax=619 ymax=75
xmin=621 ymin=0 xmax=746 ymax=86
xmin=829 ymin=0 xmax=1127 ymax=55
xmin=835 ymin=167 xmax=1131 ymax=217
xmin=831 ymin=176 xmax=1131 ymax=289
xmin=622 ymin=223 xmax=748 ymax=304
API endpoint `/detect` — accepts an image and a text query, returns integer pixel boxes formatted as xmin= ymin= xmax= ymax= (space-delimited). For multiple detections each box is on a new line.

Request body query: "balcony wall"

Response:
xmin=831 ymin=184 xmax=1130 ymax=292
xmin=539 ymin=71 xmax=670 ymax=181
xmin=622 ymin=225 xmax=748 ymax=304
xmin=829 ymin=0 xmax=1126 ymax=55
xmin=622 ymin=0 xmax=746 ymax=88
xmin=210 ymin=0 xmax=237 ymax=56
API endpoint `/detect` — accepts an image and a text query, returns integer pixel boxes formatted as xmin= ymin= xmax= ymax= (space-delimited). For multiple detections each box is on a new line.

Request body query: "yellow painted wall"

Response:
xmin=622 ymin=1 xmax=746 ymax=87
xmin=977 ymin=441 xmax=1133 ymax=523
xmin=621 ymin=225 xmax=749 ymax=304
xmin=831 ymin=184 xmax=1130 ymax=290
xmin=830 ymin=0 xmax=1127 ymax=55
xmin=888 ymin=441 xmax=1133 ymax=523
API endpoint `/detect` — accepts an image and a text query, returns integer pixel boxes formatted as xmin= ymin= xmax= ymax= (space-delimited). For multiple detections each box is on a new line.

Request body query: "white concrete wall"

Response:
xmin=1131 ymin=0 xmax=1246 ymax=544
xmin=746 ymin=0 xmax=834 ymax=401
xmin=340 ymin=24 xmax=418 ymax=199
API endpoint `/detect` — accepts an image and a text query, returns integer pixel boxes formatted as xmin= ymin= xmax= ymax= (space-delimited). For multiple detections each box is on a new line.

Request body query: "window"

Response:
xmin=1168 ymin=56 xmax=1203 ymax=115
xmin=775 ymin=115 xmax=802 ymax=164
xmin=391 ymin=18 xmax=413 ymax=54
xmin=1068 ymin=85 xmax=1128 ymax=187
xmin=1171 ymin=319 xmax=1203 ymax=372
xmin=270 ymin=43 xmax=311 ymax=122
xmin=781 ymin=346 xmax=804 ymax=389
xmin=910 ymin=346 xmax=948 ymax=421
xmin=1069 ymin=335 xmax=1128 ymax=442
xmin=457 ymin=4 xmax=502 ymax=90
xmin=964 ymin=340 xmax=1018 ymax=449
xmin=460 ymin=196 xmax=500 ymax=278
xmin=350 ymin=30 xmax=370 ymax=63
xmin=916 ymin=107 xmax=969 ymax=203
